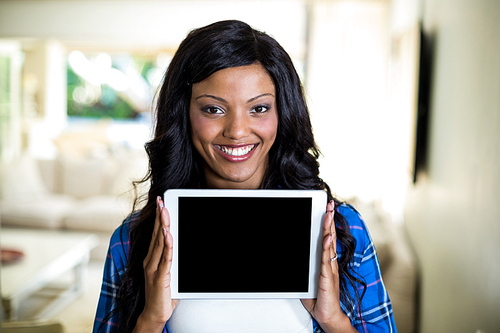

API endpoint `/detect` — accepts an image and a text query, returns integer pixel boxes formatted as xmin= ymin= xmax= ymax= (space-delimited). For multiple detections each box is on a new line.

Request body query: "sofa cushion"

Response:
xmin=0 ymin=154 xmax=49 ymax=201
xmin=57 ymin=157 xmax=114 ymax=199
xmin=0 ymin=194 xmax=75 ymax=229
xmin=63 ymin=195 xmax=131 ymax=232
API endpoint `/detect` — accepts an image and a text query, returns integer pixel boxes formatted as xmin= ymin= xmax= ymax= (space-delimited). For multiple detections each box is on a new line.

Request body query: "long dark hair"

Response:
xmin=107 ymin=20 xmax=365 ymax=332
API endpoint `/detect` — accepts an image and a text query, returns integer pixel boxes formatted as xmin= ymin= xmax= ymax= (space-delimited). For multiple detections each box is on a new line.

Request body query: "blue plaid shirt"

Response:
xmin=93 ymin=204 xmax=397 ymax=332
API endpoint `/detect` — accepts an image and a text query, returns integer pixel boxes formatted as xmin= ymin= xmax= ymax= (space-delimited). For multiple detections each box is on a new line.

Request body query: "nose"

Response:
xmin=223 ymin=111 xmax=250 ymax=140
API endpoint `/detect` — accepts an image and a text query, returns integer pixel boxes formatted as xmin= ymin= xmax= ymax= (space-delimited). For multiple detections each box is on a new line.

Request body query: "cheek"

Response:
xmin=259 ymin=115 xmax=279 ymax=143
xmin=190 ymin=116 xmax=219 ymax=146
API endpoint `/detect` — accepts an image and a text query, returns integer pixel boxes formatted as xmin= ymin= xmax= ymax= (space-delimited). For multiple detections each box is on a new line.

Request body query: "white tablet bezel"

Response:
xmin=164 ymin=189 xmax=327 ymax=299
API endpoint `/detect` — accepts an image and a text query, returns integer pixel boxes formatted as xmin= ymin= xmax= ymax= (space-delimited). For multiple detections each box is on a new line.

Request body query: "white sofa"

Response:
xmin=0 ymin=150 xmax=148 ymax=260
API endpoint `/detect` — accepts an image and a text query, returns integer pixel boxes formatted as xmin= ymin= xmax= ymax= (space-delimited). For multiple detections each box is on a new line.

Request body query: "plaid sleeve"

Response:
xmin=93 ymin=221 xmax=131 ymax=333
xmin=312 ymin=204 xmax=397 ymax=333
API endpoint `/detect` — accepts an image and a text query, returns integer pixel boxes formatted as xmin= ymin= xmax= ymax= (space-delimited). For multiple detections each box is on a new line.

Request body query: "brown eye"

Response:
xmin=252 ymin=105 xmax=269 ymax=113
xmin=203 ymin=106 xmax=224 ymax=114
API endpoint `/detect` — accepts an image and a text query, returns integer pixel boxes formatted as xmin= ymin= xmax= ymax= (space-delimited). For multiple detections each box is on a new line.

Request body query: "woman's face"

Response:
xmin=189 ymin=63 xmax=278 ymax=189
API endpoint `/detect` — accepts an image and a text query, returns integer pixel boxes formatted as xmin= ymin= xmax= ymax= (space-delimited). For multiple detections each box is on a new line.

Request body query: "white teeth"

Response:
xmin=216 ymin=145 xmax=255 ymax=156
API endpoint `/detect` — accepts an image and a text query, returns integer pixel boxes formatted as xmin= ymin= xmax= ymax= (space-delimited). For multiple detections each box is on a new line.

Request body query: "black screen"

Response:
xmin=178 ymin=197 xmax=312 ymax=293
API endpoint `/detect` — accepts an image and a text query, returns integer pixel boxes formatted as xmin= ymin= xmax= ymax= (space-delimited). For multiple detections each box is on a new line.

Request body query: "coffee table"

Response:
xmin=1 ymin=228 xmax=99 ymax=320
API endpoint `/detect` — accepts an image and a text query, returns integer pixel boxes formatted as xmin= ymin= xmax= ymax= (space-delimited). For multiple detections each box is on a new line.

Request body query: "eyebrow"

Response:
xmin=195 ymin=93 xmax=274 ymax=104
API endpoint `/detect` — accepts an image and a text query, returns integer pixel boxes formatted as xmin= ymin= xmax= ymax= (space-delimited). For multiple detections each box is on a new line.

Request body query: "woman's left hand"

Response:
xmin=301 ymin=201 xmax=357 ymax=333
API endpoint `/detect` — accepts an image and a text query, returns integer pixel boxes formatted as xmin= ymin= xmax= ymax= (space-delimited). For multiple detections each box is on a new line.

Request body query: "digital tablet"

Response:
xmin=164 ymin=189 xmax=327 ymax=299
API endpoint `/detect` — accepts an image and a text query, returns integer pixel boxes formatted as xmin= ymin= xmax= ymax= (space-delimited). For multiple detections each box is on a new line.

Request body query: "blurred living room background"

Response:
xmin=0 ymin=0 xmax=499 ymax=333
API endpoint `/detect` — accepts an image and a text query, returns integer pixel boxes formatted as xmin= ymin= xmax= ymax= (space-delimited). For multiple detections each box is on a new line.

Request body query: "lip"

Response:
xmin=214 ymin=144 xmax=258 ymax=162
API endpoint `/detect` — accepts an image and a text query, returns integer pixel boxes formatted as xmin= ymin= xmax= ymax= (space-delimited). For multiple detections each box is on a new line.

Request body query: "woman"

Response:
xmin=94 ymin=20 xmax=396 ymax=333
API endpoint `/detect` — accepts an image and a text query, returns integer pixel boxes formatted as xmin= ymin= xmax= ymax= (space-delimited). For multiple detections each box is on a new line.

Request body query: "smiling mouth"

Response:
xmin=214 ymin=144 xmax=257 ymax=157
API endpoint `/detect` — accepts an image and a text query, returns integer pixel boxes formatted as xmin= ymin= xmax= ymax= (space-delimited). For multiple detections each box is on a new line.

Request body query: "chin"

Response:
xmin=214 ymin=171 xmax=263 ymax=188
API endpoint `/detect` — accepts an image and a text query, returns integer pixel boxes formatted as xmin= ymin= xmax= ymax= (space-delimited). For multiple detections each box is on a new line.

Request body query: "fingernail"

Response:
xmin=326 ymin=200 xmax=334 ymax=212
xmin=157 ymin=196 xmax=164 ymax=209
xmin=162 ymin=227 xmax=167 ymax=237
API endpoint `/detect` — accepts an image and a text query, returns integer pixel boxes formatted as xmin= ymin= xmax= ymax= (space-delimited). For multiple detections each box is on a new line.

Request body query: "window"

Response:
xmin=67 ymin=51 xmax=171 ymax=119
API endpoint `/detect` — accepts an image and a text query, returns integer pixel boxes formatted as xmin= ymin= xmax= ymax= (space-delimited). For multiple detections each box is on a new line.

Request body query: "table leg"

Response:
xmin=2 ymin=297 xmax=19 ymax=321
xmin=74 ymin=252 xmax=89 ymax=294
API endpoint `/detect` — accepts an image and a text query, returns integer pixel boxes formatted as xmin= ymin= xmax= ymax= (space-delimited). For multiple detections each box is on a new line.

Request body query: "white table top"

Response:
xmin=1 ymin=228 xmax=99 ymax=299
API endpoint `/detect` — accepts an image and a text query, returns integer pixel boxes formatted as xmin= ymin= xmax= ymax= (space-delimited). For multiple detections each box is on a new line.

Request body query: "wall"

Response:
xmin=403 ymin=0 xmax=500 ymax=332
xmin=0 ymin=0 xmax=306 ymax=57
xmin=307 ymin=1 xmax=394 ymax=203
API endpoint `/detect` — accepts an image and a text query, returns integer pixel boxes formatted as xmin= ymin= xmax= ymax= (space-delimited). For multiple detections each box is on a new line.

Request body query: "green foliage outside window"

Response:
xmin=67 ymin=53 xmax=158 ymax=119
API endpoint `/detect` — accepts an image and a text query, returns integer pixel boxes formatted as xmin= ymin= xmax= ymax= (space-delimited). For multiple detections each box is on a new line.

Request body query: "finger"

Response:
xmin=331 ymin=204 xmax=339 ymax=265
xmin=160 ymin=199 xmax=171 ymax=233
xmin=144 ymin=197 xmax=163 ymax=267
xmin=329 ymin=224 xmax=337 ymax=251
xmin=322 ymin=200 xmax=335 ymax=236
xmin=325 ymin=201 xmax=338 ymax=268
xmin=330 ymin=231 xmax=338 ymax=271
xmin=158 ymin=227 xmax=174 ymax=277
xmin=148 ymin=198 xmax=171 ymax=273
xmin=329 ymin=201 xmax=336 ymax=235
xmin=321 ymin=202 xmax=336 ymax=279
xmin=147 ymin=208 xmax=167 ymax=272
xmin=321 ymin=202 xmax=335 ymax=266
xmin=154 ymin=196 xmax=165 ymax=242
xmin=320 ymin=232 xmax=335 ymax=289
xmin=329 ymin=223 xmax=339 ymax=294
xmin=330 ymin=203 xmax=337 ymax=263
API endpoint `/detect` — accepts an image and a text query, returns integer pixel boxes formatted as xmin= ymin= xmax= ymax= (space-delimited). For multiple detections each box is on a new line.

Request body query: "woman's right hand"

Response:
xmin=134 ymin=196 xmax=178 ymax=333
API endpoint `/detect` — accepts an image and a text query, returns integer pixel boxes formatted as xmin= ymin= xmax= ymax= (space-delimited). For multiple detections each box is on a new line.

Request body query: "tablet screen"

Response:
xmin=177 ymin=196 xmax=312 ymax=293
xmin=166 ymin=189 xmax=326 ymax=299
